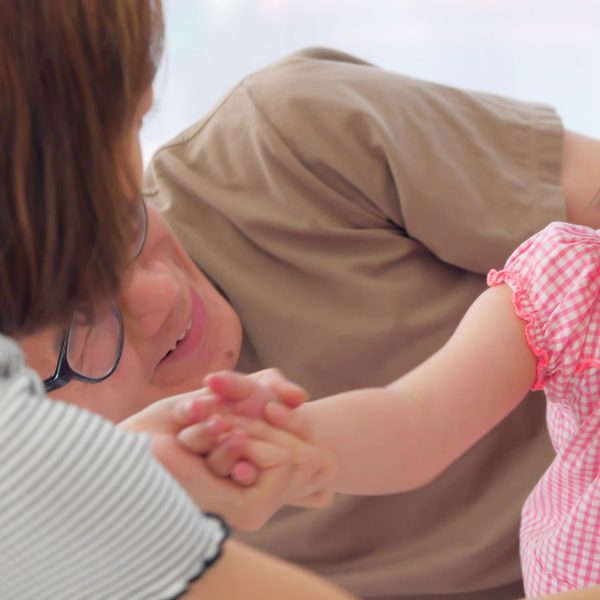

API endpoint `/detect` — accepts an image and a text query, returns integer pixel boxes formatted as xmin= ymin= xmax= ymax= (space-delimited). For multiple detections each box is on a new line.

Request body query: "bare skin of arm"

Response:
xmin=525 ymin=587 xmax=600 ymax=600
xmin=561 ymin=130 xmax=600 ymax=228
xmin=184 ymin=539 xmax=356 ymax=600
xmin=272 ymin=284 xmax=536 ymax=495
xmin=179 ymin=284 xmax=534 ymax=496
xmin=181 ymin=538 xmax=598 ymax=600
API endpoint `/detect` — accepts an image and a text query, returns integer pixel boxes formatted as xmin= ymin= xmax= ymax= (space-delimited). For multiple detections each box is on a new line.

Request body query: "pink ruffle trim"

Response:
xmin=487 ymin=268 xmax=550 ymax=390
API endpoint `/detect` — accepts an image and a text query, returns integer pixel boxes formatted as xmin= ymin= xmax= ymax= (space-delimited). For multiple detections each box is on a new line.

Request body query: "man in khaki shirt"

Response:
xmin=145 ymin=48 xmax=600 ymax=599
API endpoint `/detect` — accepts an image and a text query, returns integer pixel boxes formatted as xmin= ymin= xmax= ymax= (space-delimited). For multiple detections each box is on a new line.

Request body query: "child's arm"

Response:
xmin=526 ymin=587 xmax=600 ymax=600
xmin=180 ymin=284 xmax=536 ymax=498
xmin=293 ymin=284 xmax=537 ymax=494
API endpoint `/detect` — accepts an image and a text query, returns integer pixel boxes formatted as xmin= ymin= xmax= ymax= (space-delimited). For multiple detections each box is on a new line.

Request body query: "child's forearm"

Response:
xmin=297 ymin=286 xmax=537 ymax=496
xmin=526 ymin=587 xmax=600 ymax=600
xmin=297 ymin=387 xmax=447 ymax=494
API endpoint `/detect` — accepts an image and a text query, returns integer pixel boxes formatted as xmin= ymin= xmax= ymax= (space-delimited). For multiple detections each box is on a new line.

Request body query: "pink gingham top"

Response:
xmin=488 ymin=222 xmax=600 ymax=597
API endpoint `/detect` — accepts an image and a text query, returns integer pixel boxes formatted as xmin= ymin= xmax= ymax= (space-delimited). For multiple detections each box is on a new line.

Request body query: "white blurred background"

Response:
xmin=142 ymin=0 xmax=600 ymax=163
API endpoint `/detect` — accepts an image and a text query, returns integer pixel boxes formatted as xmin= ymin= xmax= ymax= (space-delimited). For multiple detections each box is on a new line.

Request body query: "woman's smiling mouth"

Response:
xmin=162 ymin=319 xmax=192 ymax=359
xmin=155 ymin=289 xmax=207 ymax=377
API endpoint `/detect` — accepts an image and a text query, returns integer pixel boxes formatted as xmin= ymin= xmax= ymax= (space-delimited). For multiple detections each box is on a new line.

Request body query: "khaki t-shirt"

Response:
xmin=145 ymin=48 xmax=564 ymax=600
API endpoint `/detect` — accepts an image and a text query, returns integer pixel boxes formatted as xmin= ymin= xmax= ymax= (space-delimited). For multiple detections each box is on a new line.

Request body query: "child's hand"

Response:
xmin=262 ymin=401 xmax=336 ymax=508
xmin=177 ymin=389 xmax=337 ymax=508
xmin=178 ymin=412 xmax=336 ymax=509
xmin=119 ymin=391 xmax=327 ymax=529
xmin=174 ymin=412 xmax=257 ymax=485
xmin=177 ymin=368 xmax=308 ymax=423
xmin=173 ymin=369 xmax=309 ymax=485
xmin=151 ymin=426 xmax=327 ymax=530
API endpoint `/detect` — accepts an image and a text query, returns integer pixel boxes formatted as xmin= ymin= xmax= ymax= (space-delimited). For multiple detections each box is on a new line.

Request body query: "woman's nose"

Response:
xmin=119 ymin=260 xmax=180 ymax=338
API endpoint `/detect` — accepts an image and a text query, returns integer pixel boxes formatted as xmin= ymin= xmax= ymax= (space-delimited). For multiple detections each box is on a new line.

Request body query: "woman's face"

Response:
xmin=19 ymin=90 xmax=242 ymax=422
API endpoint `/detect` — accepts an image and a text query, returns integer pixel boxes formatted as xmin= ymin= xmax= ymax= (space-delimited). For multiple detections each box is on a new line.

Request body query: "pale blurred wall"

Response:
xmin=142 ymin=0 xmax=600 ymax=162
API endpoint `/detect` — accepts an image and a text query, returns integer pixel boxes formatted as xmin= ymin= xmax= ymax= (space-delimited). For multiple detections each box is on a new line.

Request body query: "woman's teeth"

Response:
xmin=163 ymin=320 xmax=193 ymax=360
xmin=175 ymin=320 xmax=192 ymax=344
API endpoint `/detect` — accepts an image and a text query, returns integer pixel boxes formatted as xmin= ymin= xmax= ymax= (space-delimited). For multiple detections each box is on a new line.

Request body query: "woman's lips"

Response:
xmin=157 ymin=289 xmax=206 ymax=368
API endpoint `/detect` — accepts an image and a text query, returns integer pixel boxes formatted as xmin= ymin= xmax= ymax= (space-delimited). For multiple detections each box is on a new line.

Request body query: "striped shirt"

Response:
xmin=0 ymin=334 xmax=228 ymax=599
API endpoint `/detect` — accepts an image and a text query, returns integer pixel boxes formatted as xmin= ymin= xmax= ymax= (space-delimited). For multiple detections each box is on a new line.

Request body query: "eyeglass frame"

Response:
xmin=43 ymin=307 xmax=125 ymax=392
xmin=43 ymin=199 xmax=148 ymax=393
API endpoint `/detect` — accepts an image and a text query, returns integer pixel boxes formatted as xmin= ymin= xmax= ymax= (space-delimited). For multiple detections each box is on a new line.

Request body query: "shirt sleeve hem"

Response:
xmin=487 ymin=269 xmax=550 ymax=390
xmin=170 ymin=513 xmax=230 ymax=600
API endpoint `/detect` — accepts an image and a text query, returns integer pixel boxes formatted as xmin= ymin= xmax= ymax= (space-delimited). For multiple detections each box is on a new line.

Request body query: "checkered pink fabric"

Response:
xmin=488 ymin=222 xmax=600 ymax=597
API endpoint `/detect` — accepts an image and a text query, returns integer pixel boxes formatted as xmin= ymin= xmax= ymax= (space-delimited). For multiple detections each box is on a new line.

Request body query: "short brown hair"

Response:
xmin=0 ymin=0 xmax=164 ymax=336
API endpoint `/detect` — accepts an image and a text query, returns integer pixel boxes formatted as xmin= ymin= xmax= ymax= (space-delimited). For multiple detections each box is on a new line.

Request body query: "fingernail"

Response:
xmin=175 ymin=398 xmax=196 ymax=423
xmin=206 ymin=415 xmax=222 ymax=432
xmin=188 ymin=399 xmax=207 ymax=419
xmin=232 ymin=462 xmax=255 ymax=486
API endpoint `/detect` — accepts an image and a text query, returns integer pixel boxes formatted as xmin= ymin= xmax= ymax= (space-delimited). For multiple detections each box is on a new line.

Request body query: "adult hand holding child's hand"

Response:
xmin=177 ymin=369 xmax=337 ymax=510
xmin=120 ymin=370 xmax=335 ymax=530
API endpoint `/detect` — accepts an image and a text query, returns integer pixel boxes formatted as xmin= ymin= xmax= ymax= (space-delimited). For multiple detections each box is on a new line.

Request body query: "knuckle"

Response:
xmin=256 ymin=381 xmax=276 ymax=400
xmin=272 ymin=369 xmax=287 ymax=384
xmin=267 ymin=367 xmax=282 ymax=378
xmin=261 ymin=368 xmax=284 ymax=386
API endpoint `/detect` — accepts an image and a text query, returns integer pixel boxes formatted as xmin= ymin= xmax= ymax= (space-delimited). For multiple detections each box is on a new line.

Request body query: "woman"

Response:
xmin=0 ymin=3 xmax=353 ymax=598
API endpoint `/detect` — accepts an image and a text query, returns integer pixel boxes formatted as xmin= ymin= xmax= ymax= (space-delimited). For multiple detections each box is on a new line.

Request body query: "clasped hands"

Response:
xmin=121 ymin=369 xmax=335 ymax=531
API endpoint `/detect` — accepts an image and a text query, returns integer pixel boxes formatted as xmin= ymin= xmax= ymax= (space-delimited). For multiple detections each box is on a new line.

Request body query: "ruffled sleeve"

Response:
xmin=487 ymin=222 xmax=600 ymax=398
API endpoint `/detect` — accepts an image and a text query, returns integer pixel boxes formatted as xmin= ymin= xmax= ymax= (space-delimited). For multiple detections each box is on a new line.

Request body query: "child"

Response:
xmin=179 ymin=221 xmax=600 ymax=597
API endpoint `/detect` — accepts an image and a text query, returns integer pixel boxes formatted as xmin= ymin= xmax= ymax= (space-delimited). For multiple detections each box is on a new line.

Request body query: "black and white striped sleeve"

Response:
xmin=0 ymin=336 xmax=228 ymax=600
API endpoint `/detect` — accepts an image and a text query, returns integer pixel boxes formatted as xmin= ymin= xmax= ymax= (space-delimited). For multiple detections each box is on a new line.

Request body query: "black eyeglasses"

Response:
xmin=44 ymin=199 xmax=148 ymax=393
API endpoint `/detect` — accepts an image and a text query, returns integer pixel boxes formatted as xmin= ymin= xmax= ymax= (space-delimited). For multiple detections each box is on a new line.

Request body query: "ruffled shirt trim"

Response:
xmin=487 ymin=268 xmax=550 ymax=391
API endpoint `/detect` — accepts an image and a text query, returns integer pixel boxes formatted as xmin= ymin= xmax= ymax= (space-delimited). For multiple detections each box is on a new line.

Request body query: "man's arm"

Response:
xmin=561 ymin=130 xmax=600 ymax=229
